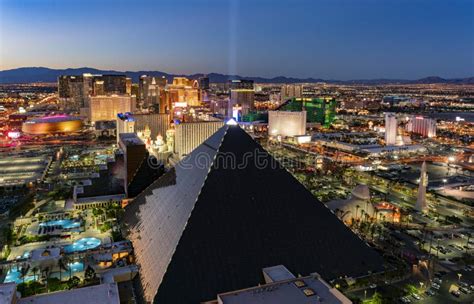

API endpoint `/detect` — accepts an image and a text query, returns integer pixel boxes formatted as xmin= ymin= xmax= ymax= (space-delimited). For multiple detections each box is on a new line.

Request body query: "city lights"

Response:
xmin=0 ymin=1 xmax=472 ymax=303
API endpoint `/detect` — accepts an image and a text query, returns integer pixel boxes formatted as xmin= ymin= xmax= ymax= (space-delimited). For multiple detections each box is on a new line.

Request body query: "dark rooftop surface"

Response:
xmin=125 ymin=125 xmax=385 ymax=304
xmin=119 ymin=133 xmax=145 ymax=147
xmin=77 ymin=159 xmax=124 ymax=199
xmin=127 ymin=153 xmax=164 ymax=198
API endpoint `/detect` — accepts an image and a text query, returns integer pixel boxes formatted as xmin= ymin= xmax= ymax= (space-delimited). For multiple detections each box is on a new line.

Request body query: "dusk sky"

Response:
xmin=1 ymin=0 xmax=473 ymax=80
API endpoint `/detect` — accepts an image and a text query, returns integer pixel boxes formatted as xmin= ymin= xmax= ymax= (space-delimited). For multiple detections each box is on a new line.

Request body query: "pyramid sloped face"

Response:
xmin=126 ymin=126 xmax=385 ymax=304
xmin=124 ymin=126 xmax=228 ymax=302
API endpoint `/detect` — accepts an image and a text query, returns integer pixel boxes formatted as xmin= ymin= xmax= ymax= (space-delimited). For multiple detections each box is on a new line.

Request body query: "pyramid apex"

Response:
xmin=226 ymin=118 xmax=238 ymax=126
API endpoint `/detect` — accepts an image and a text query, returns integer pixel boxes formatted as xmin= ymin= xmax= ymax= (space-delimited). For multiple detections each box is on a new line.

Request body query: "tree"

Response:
xmin=3 ymin=226 xmax=14 ymax=246
xmin=20 ymin=264 xmax=29 ymax=285
xmin=60 ymin=255 xmax=72 ymax=280
xmin=84 ymin=265 xmax=96 ymax=281
xmin=57 ymin=258 xmax=67 ymax=282
xmin=371 ymin=292 xmax=383 ymax=304
xmin=67 ymin=276 xmax=80 ymax=289
xmin=99 ymin=221 xmax=112 ymax=233
xmin=47 ymin=277 xmax=65 ymax=292
xmin=373 ymin=209 xmax=379 ymax=223
xmin=31 ymin=267 xmax=39 ymax=282
xmin=111 ymin=229 xmax=124 ymax=242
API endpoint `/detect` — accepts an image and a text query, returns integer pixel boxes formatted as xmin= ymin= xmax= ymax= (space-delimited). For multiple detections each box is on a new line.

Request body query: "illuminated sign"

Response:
xmin=7 ymin=131 xmax=21 ymax=139
xmin=173 ymin=102 xmax=188 ymax=108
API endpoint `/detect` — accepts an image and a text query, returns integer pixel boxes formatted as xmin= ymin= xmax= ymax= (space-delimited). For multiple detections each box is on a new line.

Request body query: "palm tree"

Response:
xmin=20 ymin=264 xmax=28 ymax=285
xmin=355 ymin=205 xmax=360 ymax=222
xmin=44 ymin=266 xmax=50 ymax=292
xmin=58 ymin=258 xmax=65 ymax=282
xmin=370 ymin=224 xmax=377 ymax=241
xmin=31 ymin=266 xmax=39 ymax=294
xmin=32 ymin=266 xmax=39 ymax=282
xmin=360 ymin=210 xmax=366 ymax=226
xmin=61 ymin=255 xmax=72 ymax=280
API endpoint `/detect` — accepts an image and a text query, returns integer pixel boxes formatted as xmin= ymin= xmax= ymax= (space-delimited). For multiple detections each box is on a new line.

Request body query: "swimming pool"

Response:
xmin=3 ymin=262 xmax=85 ymax=284
xmin=63 ymin=237 xmax=101 ymax=253
xmin=68 ymin=261 xmax=84 ymax=272
xmin=39 ymin=219 xmax=81 ymax=230
xmin=3 ymin=268 xmax=38 ymax=284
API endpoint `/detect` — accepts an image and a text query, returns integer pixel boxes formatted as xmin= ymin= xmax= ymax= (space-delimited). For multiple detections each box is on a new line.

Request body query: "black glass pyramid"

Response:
xmin=124 ymin=125 xmax=384 ymax=304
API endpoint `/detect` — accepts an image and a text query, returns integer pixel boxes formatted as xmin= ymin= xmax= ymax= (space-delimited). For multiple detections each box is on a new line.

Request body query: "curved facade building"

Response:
xmin=22 ymin=115 xmax=84 ymax=135
xmin=327 ymin=184 xmax=375 ymax=224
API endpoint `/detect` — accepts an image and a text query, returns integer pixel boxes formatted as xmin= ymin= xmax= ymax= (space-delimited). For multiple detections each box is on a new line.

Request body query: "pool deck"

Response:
xmin=7 ymin=231 xmax=111 ymax=261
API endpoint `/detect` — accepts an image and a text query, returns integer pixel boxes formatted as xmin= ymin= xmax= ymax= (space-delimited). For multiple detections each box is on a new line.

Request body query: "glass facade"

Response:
xmin=279 ymin=97 xmax=337 ymax=127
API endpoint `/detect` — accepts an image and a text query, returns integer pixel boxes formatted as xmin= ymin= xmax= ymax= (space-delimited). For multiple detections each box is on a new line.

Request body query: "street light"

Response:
xmin=457 ymin=273 xmax=462 ymax=282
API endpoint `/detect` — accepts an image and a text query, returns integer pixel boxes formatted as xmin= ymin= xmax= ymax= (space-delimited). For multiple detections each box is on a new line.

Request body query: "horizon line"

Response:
xmin=1 ymin=66 xmax=473 ymax=82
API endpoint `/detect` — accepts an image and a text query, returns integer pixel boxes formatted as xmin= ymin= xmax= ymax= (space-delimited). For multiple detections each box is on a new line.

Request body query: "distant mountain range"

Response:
xmin=1 ymin=67 xmax=473 ymax=85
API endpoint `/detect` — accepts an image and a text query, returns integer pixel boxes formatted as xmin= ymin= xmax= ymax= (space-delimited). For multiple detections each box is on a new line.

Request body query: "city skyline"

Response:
xmin=1 ymin=0 xmax=473 ymax=79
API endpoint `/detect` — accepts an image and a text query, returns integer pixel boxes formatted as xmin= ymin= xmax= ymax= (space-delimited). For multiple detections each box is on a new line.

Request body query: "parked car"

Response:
xmin=425 ymin=289 xmax=435 ymax=296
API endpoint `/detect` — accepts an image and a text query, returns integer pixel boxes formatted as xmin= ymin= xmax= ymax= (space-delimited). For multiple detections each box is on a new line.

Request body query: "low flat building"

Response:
xmin=217 ymin=266 xmax=351 ymax=304
xmin=0 ymin=156 xmax=51 ymax=192
xmin=0 ymin=283 xmax=18 ymax=304
xmin=72 ymin=162 xmax=125 ymax=209
xmin=17 ymin=283 xmax=120 ymax=304
xmin=359 ymin=144 xmax=427 ymax=156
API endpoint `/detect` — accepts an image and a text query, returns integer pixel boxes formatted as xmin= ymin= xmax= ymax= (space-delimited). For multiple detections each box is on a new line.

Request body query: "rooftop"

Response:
xmin=24 ymin=115 xmax=82 ymax=124
xmin=74 ymin=159 xmax=124 ymax=200
xmin=218 ymin=272 xmax=351 ymax=304
xmin=17 ymin=283 xmax=120 ymax=304
xmin=118 ymin=133 xmax=145 ymax=147
xmin=0 ymin=156 xmax=51 ymax=187
xmin=262 ymin=265 xmax=295 ymax=283
xmin=30 ymin=248 xmax=61 ymax=261
xmin=0 ymin=283 xmax=17 ymax=304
